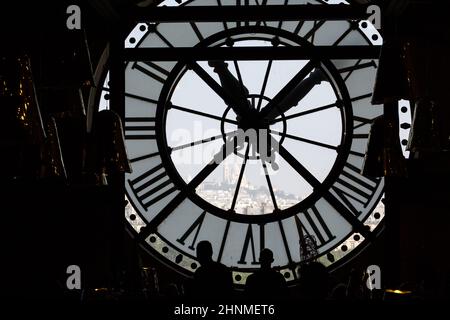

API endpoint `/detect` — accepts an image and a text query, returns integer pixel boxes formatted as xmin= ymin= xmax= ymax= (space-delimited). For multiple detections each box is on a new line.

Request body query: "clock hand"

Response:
xmin=260 ymin=62 xmax=325 ymax=121
xmin=190 ymin=62 xmax=252 ymax=120
xmin=273 ymin=68 xmax=325 ymax=119
xmin=274 ymin=138 xmax=372 ymax=240
xmin=208 ymin=60 xmax=254 ymax=119
xmin=139 ymin=138 xmax=239 ymax=236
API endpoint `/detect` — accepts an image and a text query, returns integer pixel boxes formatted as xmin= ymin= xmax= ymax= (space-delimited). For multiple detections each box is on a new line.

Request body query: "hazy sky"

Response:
xmin=98 ymin=0 xmax=412 ymax=208
xmin=166 ymin=40 xmax=342 ymax=200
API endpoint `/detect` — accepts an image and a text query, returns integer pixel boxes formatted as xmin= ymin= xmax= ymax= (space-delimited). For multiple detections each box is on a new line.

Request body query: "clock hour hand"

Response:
xmin=261 ymin=67 xmax=325 ymax=121
xmin=208 ymin=60 xmax=253 ymax=119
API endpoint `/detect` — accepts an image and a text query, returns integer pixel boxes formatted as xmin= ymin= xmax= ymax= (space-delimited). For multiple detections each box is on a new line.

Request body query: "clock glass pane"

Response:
xmin=91 ymin=0 xmax=391 ymax=285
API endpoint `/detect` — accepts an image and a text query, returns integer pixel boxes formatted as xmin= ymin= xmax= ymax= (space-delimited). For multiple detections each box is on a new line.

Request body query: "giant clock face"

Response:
xmin=95 ymin=0 xmax=388 ymax=286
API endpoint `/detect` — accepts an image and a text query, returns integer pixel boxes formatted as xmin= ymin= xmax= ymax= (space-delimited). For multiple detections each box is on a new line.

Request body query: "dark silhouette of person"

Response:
xmin=190 ymin=240 xmax=233 ymax=301
xmin=346 ymin=268 xmax=367 ymax=300
xmin=297 ymin=261 xmax=330 ymax=300
xmin=245 ymin=248 xmax=287 ymax=300
xmin=330 ymin=283 xmax=347 ymax=300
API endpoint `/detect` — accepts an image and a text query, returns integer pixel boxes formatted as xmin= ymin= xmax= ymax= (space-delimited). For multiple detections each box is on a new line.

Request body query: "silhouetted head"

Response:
xmin=196 ymin=240 xmax=213 ymax=265
xmin=259 ymin=248 xmax=274 ymax=269
xmin=330 ymin=283 xmax=347 ymax=300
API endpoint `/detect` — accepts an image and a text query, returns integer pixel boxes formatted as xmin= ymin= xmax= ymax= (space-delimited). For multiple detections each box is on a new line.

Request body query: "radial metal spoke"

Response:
xmin=171 ymin=103 xmax=238 ymax=125
xmin=276 ymin=142 xmax=372 ymax=238
xmin=171 ymin=130 xmax=238 ymax=152
xmin=261 ymin=158 xmax=278 ymax=210
xmin=259 ymin=60 xmax=316 ymax=120
xmin=270 ymin=130 xmax=339 ymax=151
xmin=257 ymin=60 xmax=273 ymax=111
xmin=190 ymin=62 xmax=238 ymax=111
xmin=230 ymin=144 xmax=250 ymax=211
xmin=139 ymin=139 xmax=238 ymax=237
xmin=270 ymin=100 xmax=340 ymax=124
xmin=232 ymin=60 xmax=245 ymax=95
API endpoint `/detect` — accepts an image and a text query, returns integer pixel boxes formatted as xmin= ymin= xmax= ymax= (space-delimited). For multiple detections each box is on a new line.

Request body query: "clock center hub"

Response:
xmin=236 ymin=111 xmax=269 ymax=132
xmin=220 ymin=94 xmax=288 ymax=161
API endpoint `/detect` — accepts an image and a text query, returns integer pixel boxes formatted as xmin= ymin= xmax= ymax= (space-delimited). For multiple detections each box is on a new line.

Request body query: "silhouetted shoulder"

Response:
xmin=297 ymin=262 xmax=330 ymax=300
xmin=245 ymin=269 xmax=287 ymax=299
xmin=191 ymin=240 xmax=234 ymax=300
xmin=194 ymin=261 xmax=230 ymax=278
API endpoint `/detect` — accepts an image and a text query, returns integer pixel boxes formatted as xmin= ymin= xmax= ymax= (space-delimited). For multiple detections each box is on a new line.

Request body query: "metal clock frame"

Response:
xmin=101 ymin=2 xmax=384 ymax=284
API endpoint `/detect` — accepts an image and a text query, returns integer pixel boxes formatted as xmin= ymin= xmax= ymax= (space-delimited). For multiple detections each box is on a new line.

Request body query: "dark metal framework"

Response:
xmin=149 ymin=27 xmax=354 ymax=225
xmin=129 ymin=4 xmax=372 ymax=23
xmin=123 ymin=4 xmax=380 ymax=61
xmin=105 ymin=3 xmax=383 ymax=279
xmin=111 ymin=4 xmax=383 ymax=225
xmin=124 ymin=45 xmax=380 ymax=61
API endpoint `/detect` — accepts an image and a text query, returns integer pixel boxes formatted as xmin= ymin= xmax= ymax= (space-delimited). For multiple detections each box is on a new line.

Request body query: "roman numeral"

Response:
xmin=124 ymin=117 xmax=156 ymax=140
xmin=132 ymin=61 xmax=169 ymax=84
xmin=253 ymin=0 xmax=268 ymax=27
xmin=234 ymin=0 xmax=259 ymax=27
xmin=295 ymin=214 xmax=313 ymax=247
xmin=278 ymin=221 xmax=294 ymax=267
xmin=216 ymin=0 xmax=229 ymax=30
xmin=332 ymin=162 xmax=380 ymax=214
xmin=130 ymin=151 xmax=159 ymax=164
xmin=350 ymin=112 xmax=377 ymax=159
xmin=177 ymin=211 xmax=206 ymax=250
xmin=236 ymin=0 xmax=242 ymax=27
xmin=237 ymin=224 xmax=265 ymax=265
xmin=277 ymin=0 xmax=289 ymax=29
xmin=278 ymin=143 xmax=370 ymax=237
xmin=349 ymin=150 xmax=365 ymax=158
xmin=295 ymin=205 xmax=335 ymax=247
xmin=128 ymin=163 xmax=177 ymax=211
xmin=138 ymin=140 xmax=237 ymax=238
xmin=102 ymin=87 xmax=158 ymax=105
xmin=217 ymin=220 xmax=230 ymax=263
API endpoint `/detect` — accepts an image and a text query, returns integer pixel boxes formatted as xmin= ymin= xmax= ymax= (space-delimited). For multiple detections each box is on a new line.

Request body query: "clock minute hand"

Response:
xmin=274 ymin=68 xmax=325 ymax=119
xmin=260 ymin=63 xmax=325 ymax=122
xmin=208 ymin=60 xmax=253 ymax=119
xmin=261 ymin=37 xmax=363 ymax=122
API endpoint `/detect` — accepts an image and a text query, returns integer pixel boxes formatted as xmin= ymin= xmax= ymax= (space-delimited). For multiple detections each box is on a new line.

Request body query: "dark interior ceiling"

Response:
xmin=1 ymin=0 xmax=450 ymax=300
xmin=0 ymin=0 xmax=441 ymax=41
xmin=0 ymin=0 xmax=446 ymax=132
xmin=0 ymin=0 xmax=446 ymax=116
